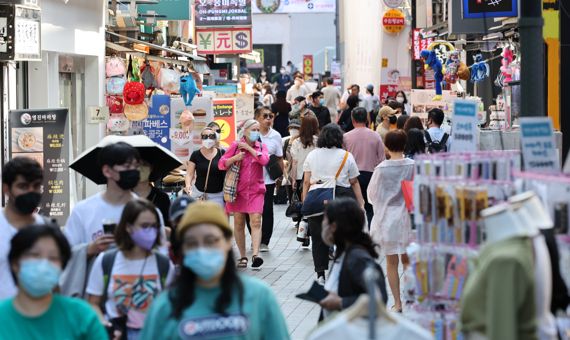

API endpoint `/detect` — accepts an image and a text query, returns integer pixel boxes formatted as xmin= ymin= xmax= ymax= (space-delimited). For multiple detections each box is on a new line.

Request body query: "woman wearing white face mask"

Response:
xmin=140 ymin=201 xmax=290 ymax=340
xmin=0 ymin=225 xmax=107 ymax=339
xmin=395 ymin=90 xmax=411 ymax=117
xmin=185 ymin=127 xmax=226 ymax=207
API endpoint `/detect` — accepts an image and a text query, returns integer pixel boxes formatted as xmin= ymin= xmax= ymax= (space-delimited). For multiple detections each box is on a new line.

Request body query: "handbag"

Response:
xmin=198 ymin=150 xmax=216 ymax=201
xmin=266 ymin=154 xmax=283 ymax=180
xmin=286 ymin=192 xmax=303 ymax=221
xmin=301 ymin=151 xmax=349 ymax=217
xmin=402 ymin=180 xmax=414 ymax=213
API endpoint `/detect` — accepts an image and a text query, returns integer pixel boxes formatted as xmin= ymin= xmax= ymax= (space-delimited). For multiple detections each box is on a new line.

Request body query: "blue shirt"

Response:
xmin=276 ymin=74 xmax=292 ymax=92
xmin=140 ymin=275 xmax=290 ymax=340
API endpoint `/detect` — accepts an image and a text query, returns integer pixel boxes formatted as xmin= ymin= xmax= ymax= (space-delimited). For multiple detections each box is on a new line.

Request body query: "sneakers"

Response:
xmin=252 ymin=256 xmax=264 ymax=270
xmin=317 ymin=276 xmax=326 ymax=286
xmin=297 ymin=221 xmax=309 ymax=242
xmin=260 ymin=244 xmax=269 ymax=252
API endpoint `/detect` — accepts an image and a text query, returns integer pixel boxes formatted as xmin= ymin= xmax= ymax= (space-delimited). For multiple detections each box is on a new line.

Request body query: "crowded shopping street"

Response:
xmin=1 ymin=0 xmax=570 ymax=339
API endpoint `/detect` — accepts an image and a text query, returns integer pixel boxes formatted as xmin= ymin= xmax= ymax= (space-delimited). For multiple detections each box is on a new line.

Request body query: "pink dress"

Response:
xmin=218 ymin=139 xmax=269 ymax=214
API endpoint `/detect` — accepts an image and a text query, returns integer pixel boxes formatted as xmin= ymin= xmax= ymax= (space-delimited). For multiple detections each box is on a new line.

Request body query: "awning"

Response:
xmin=239 ymin=50 xmax=261 ymax=63
xmin=106 ymin=31 xmax=206 ymax=61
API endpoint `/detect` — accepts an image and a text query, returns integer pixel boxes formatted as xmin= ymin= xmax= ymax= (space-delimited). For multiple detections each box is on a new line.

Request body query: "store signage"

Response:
xmin=463 ymin=0 xmax=518 ymax=19
xmin=303 ymin=55 xmax=313 ymax=80
xmin=213 ymin=98 xmax=237 ymax=148
xmin=252 ymin=0 xmax=335 ymax=14
xmin=412 ymin=29 xmax=434 ymax=60
xmin=194 ymin=0 xmax=251 ymax=27
xmin=0 ymin=4 xmax=41 ymax=61
xmin=383 ymin=0 xmax=404 ymax=8
xmin=143 ymin=95 xmax=171 ymax=150
xmin=450 ymin=100 xmax=478 ymax=152
xmin=379 ymin=84 xmax=398 ymax=101
xmin=8 ymin=109 xmax=70 ymax=224
xmin=382 ymin=9 xmax=405 ymax=34
xmin=520 ymin=117 xmax=560 ymax=173
xmin=88 ymin=106 xmax=109 ymax=124
xmin=196 ymin=27 xmax=252 ymax=55
xmin=139 ymin=0 xmax=191 ymax=21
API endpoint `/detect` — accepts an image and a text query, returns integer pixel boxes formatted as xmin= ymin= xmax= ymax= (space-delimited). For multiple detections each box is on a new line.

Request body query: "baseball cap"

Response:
xmin=169 ymin=195 xmax=195 ymax=222
xmin=288 ymin=119 xmax=301 ymax=129
xmin=366 ymin=84 xmax=374 ymax=92
xmin=379 ymin=106 xmax=397 ymax=119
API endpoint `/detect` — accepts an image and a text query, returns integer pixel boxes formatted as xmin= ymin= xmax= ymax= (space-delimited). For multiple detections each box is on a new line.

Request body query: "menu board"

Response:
xmin=8 ymin=109 xmax=70 ymax=224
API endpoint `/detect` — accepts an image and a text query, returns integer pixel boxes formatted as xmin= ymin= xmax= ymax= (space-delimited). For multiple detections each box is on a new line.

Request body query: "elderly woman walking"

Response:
xmin=218 ymin=119 xmax=269 ymax=270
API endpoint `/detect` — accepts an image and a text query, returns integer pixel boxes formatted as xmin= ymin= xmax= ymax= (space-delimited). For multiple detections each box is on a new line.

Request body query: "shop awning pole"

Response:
xmin=519 ymin=0 xmax=545 ymax=117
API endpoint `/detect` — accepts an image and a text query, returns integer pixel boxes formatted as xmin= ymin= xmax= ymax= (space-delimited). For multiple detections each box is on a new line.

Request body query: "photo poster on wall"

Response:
xmin=172 ymin=95 xmax=214 ymax=155
xmin=410 ymin=89 xmax=456 ymax=119
xmin=212 ymin=98 xmax=237 ymax=148
xmin=8 ymin=109 xmax=70 ymax=225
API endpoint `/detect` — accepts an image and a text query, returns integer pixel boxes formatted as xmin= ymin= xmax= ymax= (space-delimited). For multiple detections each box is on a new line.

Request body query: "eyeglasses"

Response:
xmin=263 ymin=113 xmax=275 ymax=120
xmin=201 ymin=134 xmax=217 ymax=140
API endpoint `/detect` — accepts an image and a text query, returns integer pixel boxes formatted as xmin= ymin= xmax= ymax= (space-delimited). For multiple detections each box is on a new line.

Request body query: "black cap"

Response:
xmin=169 ymin=195 xmax=196 ymax=222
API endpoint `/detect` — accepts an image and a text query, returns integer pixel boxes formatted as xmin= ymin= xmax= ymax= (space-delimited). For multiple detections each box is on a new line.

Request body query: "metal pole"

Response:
xmin=519 ymin=0 xmax=545 ymax=117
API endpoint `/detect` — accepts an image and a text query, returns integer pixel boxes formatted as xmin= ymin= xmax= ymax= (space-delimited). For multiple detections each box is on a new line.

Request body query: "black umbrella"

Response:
xmin=70 ymin=135 xmax=183 ymax=184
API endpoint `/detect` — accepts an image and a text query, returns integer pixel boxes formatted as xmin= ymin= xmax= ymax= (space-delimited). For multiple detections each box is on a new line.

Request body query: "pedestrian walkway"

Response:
xmin=235 ymin=204 xmax=403 ymax=339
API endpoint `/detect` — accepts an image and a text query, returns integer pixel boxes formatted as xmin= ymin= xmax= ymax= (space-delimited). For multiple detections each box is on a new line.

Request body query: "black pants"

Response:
xmin=358 ymin=171 xmax=374 ymax=228
xmin=247 ymin=184 xmax=276 ymax=246
xmin=308 ymin=215 xmax=329 ymax=273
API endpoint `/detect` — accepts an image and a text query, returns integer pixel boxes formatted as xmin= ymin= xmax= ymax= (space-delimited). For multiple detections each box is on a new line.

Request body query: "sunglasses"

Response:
xmin=201 ymin=134 xmax=217 ymax=140
xmin=263 ymin=113 xmax=275 ymax=120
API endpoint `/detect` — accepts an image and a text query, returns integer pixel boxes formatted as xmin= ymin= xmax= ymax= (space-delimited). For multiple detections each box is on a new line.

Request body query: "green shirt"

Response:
xmin=0 ymin=294 xmax=107 ymax=340
xmin=140 ymin=275 xmax=290 ymax=340
xmin=460 ymin=237 xmax=537 ymax=340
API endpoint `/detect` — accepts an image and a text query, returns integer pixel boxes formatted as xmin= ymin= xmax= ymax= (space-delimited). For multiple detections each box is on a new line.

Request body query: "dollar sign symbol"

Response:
xmin=235 ymin=32 xmax=248 ymax=49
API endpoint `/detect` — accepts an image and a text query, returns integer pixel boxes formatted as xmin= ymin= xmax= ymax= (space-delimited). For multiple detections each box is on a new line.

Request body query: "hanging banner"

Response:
xmin=252 ymin=0 xmax=335 ymax=14
xmin=462 ymin=0 xmax=518 ymax=19
xmin=144 ymin=95 xmax=171 ymax=150
xmin=520 ymin=117 xmax=560 ymax=173
xmin=139 ymin=0 xmax=191 ymax=21
xmin=303 ymin=55 xmax=313 ymax=80
xmin=213 ymin=98 xmax=237 ymax=148
xmin=196 ymin=27 xmax=252 ymax=55
xmin=8 ymin=109 xmax=70 ymax=224
xmin=412 ymin=29 xmax=434 ymax=60
xmin=450 ymin=100 xmax=478 ymax=153
xmin=194 ymin=0 xmax=251 ymax=26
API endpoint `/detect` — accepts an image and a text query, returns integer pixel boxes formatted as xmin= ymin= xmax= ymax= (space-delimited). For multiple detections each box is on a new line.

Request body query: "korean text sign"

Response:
xmin=194 ymin=0 xmax=251 ymax=27
xmin=450 ymin=100 xmax=478 ymax=152
xmin=520 ymin=117 xmax=560 ymax=173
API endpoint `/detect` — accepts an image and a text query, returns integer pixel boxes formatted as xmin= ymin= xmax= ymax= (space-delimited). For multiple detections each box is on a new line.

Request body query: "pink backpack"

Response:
xmin=106 ymin=57 xmax=126 ymax=78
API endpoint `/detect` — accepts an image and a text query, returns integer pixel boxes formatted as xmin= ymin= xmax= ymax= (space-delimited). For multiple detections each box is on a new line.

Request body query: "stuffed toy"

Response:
xmin=180 ymin=75 xmax=200 ymax=106
xmin=123 ymin=81 xmax=146 ymax=105
xmin=470 ymin=52 xmax=490 ymax=83
xmin=420 ymin=50 xmax=443 ymax=101
xmin=501 ymin=47 xmax=515 ymax=84
xmin=444 ymin=51 xmax=460 ymax=85
xmin=457 ymin=62 xmax=471 ymax=81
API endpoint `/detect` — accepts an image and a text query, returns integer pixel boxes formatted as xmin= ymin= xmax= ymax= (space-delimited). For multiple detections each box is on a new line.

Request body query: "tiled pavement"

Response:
xmin=233 ymin=204 xmax=402 ymax=339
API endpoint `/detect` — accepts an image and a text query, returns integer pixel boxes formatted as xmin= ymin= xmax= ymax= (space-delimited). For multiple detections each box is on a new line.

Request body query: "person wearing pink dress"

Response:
xmin=219 ymin=119 xmax=269 ymax=270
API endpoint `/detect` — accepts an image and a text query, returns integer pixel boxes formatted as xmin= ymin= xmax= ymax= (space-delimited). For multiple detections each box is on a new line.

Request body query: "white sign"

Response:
xmin=88 ymin=106 xmax=109 ymax=124
xmin=520 ymin=117 xmax=559 ymax=173
xmin=384 ymin=0 xmax=404 ymax=8
xmin=252 ymin=0 xmax=335 ymax=13
xmin=450 ymin=100 xmax=478 ymax=152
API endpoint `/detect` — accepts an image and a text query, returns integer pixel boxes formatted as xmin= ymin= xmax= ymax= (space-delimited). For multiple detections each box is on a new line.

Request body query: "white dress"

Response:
xmin=367 ymin=158 xmax=415 ymax=255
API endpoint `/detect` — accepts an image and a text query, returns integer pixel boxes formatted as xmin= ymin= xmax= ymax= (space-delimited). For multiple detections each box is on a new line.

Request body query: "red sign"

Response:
xmin=412 ymin=29 xmax=434 ymax=60
xmin=380 ymin=84 xmax=399 ymax=101
xmin=303 ymin=55 xmax=313 ymax=80
xmin=196 ymin=27 xmax=252 ymax=55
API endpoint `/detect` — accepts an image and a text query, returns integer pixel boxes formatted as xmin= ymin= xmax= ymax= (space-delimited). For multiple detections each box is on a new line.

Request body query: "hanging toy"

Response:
xmin=443 ymin=51 xmax=460 ymax=85
xmin=420 ymin=50 xmax=444 ymax=101
xmin=501 ymin=47 xmax=515 ymax=84
xmin=470 ymin=52 xmax=490 ymax=83
xmin=180 ymin=74 xmax=200 ymax=106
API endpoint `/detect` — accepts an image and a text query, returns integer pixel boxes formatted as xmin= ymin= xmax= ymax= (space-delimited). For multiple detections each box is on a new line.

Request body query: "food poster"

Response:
xmin=170 ymin=96 xmax=214 ymax=158
xmin=212 ymin=98 xmax=237 ymax=148
xmin=143 ymin=95 xmax=171 ymax=150
xmin=410 ymin=89 xmax=456 ymax=119
xmin=8 ymin=109 xmax=70 ymax=225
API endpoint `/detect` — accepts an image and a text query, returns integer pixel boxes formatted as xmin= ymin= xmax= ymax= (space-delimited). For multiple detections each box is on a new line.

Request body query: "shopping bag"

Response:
xmin=402 ymin=180 xmax=414 ymax=213
xmin=223 ymin=163 xmax=240 ymax=203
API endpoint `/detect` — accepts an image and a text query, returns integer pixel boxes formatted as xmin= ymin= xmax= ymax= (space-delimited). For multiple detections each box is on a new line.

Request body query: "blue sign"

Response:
xmin=451 ymin=100 xmax=478 ymax=152
xmin=463 ymin=0 xmax=518 ymax=19
xmin=520 ymin=117 xmax=559 ymax=173
xmin=204 ymin=85 xmax=238 ymax=94
xmin=143 ymin=95 xmax=171 ymax=150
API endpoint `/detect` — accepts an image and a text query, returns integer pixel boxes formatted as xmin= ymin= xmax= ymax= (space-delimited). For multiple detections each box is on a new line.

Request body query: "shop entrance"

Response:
xmin=252 ymin=44 xmax=282 ymax=79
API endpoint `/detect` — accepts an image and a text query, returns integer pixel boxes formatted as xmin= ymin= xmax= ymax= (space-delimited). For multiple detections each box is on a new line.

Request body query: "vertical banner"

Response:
xmin=144 ymin=95 xmax=171 ymax=150
xmin=520 ymin=117 xmax=560 ymax=173
xmin=212 ymin=98 xmax=237 ymax=148
xmin=450 ymin=100 xmax=478 ymax=152
xmin=303 ymin=55 xmax=314 ymax=80
xmin=8 ymin=109 xmax=70 ymax=224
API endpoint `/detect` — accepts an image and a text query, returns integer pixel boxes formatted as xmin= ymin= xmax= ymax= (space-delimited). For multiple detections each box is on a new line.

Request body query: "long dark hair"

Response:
xmin=324 ymin=198 xmax=379 ymax=259
xmin=299 ymin=115 xmax=319 ymax=148
xmin=169 ymin=232 xmax=243 ymax=318
xmin=405 ymin=128 xmax=427 ymax=157
xmin=403 ymin=116 xmax=424 ymax=132
xmin=115 ymin=198 xmax=161 ymax=251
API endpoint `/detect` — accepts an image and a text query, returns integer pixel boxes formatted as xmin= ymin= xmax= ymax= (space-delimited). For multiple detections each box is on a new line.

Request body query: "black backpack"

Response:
xmin=424 ymin=130 xmax=449 ymax=153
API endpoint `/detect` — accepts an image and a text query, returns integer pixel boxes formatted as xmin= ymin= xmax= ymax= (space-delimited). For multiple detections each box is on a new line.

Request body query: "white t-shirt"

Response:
xmin=340 ymin=92 xmax=366 ymax=108
xmin=303 ymin=148 xmax=360 ymax=189
xmin=290 ymin=137 xmax=318 ymax=180
xmin=86 ymin=251 xmax=175 ymax=329
xmin=0 ymin=211 xmax=45 ymax=300
xmin=261 ymin=128 xmax=284 ymax=185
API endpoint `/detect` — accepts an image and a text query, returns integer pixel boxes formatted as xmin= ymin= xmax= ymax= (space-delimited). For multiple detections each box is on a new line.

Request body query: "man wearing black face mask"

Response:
xmin=64 ymin=142 xmax=141 ymax=258
xmin=0 ymin=157 xmax=45 ymax=300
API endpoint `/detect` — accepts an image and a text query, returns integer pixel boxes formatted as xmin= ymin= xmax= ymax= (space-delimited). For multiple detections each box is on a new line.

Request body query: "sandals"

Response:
xmin=251 ymin=255 xmax=264 ymax=270
xmin=390 ymin=305 xmax=403 ymax=313
xmin=237 ymin=257 xmax=248 ymax=269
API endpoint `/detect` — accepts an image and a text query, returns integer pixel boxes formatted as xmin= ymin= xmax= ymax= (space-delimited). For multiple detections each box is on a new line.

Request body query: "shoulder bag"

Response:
xmin=198 ymin=150 xmax=217 ymax=201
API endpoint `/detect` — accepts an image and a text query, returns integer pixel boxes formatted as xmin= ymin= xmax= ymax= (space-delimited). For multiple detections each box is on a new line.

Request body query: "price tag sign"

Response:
xmin=450 ymin=100 xmax=478 ymax=152
xmin=520 ymin=117 xmax=559 ymax=173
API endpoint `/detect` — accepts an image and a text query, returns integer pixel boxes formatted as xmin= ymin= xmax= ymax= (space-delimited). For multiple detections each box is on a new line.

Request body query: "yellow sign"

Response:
xmin=382 ymin=9 xmax=405 ymax=34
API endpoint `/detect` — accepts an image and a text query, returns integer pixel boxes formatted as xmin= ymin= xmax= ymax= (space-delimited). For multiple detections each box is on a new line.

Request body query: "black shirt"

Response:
xmin=338 ymin=108 xmax=355 ymax=132
xmin=272 ymin=100 xmax=292 ymax=137
xmin=189 ymin=148 xmax=226 ymax=193
xmin=147 ymin=186 xmax=171 ymax=227
xmin=308 ymin=105 xmax=332 ymax=129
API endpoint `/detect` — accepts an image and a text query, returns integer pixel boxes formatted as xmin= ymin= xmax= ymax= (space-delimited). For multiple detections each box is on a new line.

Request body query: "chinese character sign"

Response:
xmin=196 ymin=27 xmax=252 ymax=54
xmin=450 ymin=100 xmax=478 ymax=152
xmin=194 ymin=0 xmax=251 ymax=27
xmin=213 ymin=98 xmax=237 ymax=148
xmin=520 ymin=117 xmax=560 ymax=173
xmin=8 ymin=109 xmax=70 ymax=224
